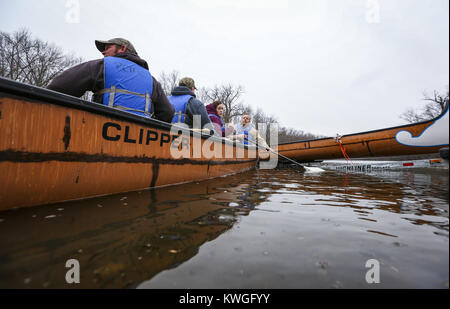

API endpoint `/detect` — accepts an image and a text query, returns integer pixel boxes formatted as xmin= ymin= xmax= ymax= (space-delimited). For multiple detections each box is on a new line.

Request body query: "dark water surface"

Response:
xmin=0 ymin=167 xmax=448 ymax=288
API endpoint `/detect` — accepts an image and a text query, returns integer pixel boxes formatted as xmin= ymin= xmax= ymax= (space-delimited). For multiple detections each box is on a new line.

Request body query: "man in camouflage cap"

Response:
xmin=95 ymin=38 xmax=138 ymax=56
xmin=178 ymin=77 xmax=197 ymax=90
xmin=168 ymin=77 xmax=211 ymax=128
xmin=48 ymin=38 xmax=174 ymax=122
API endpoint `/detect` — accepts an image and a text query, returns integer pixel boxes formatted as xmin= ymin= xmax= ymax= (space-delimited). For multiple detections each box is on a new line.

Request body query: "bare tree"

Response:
xmin=0 ymin=29 xmax=83 ymax=87
xmin=422 ymin=89 xmax=448 ymax=118
xmin=277 ymin=127 xmax=324 ymax=144
xmin=198 ymin=83 xmax=245 ymax=123
xmin=158 ymin=70 xmax=180 ymax=96
xmin=400 ymin=108 xmax=425 ymax=123
xmin=400 ymin=88 xmax=449 ymax=123
xmin=230 ymin=102 xmax=253 ymax=123
xmin=252 ymin=107 xmax=278 ymax=126
xmin=249 ymin=107 xmax=279 ymax=144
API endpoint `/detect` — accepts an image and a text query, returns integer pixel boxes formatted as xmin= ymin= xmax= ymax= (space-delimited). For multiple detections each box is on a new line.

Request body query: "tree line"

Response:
xmin=0 ymin=29 xmax=82 ymax=87
xmin=1 ymin=29 xmax=447 ymax=144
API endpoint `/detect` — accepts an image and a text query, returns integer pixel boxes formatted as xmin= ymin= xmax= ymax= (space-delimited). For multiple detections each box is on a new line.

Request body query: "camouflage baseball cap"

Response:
xmin=179 ymin=77 xmax=197 ymax=90
xmin=95 ymin=38 xmax=138 ymax=55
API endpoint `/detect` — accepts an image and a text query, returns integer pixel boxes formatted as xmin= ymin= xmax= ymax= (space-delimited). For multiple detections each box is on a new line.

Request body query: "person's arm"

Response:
xmin=151 ymin=77 xmax=175 ymax=123
xmin=223 ymin=123 xmax=236 ymax=137
xmin=230 ymin=134 xmax=244 ymax=141
xmin=47 ymin=59 xmax=101 ymax=97
xmin=250 ymin=127 xmax=270 ymax=149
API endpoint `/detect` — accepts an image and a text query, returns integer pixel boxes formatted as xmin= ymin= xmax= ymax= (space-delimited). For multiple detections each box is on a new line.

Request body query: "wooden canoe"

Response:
xmin=277 ymin=104 xmax=449 ymax=162
xmin=0 ymin=77 xmax=258 ymax=211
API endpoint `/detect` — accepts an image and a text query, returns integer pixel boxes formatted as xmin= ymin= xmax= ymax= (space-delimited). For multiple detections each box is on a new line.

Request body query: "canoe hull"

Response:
xmin=0 ymin=80 xmax=257 ymax=211
xmin=277 ymin=106 xmax=449 ymax=162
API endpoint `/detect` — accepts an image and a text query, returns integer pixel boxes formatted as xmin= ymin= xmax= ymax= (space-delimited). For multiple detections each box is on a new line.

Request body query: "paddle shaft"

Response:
xmin=243 ymin=138 xmax=304 ymax=168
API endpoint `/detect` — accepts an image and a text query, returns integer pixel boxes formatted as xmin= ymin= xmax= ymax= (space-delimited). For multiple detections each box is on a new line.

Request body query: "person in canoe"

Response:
xmin=233 ymin=114 xmax=271 ymax=150
xmin=206 ymin=101 xmax=235 ymax=137
xmin=47 ymin=38 xmax=174 ymax=123
xmin=168 ymin=77 xmax=211 ymax=129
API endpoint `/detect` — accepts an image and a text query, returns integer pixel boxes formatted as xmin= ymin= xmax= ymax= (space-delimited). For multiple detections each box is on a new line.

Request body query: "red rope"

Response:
xmin=335 ymin=134 xmax=353 ymax=164
xmin=339 ymin=143 xmax=352 ymax=162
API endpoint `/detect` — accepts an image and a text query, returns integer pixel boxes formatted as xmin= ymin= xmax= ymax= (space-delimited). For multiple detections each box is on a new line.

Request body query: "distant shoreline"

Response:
xmin=348 ymin=153 xmax=441 ymax=161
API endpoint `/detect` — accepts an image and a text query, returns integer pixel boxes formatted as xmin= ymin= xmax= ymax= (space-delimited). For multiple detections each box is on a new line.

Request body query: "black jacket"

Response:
xmin=47 ymin=53 xmax=174 ymax=123
xmin=171 ymin=86 xmax=211 ymax=128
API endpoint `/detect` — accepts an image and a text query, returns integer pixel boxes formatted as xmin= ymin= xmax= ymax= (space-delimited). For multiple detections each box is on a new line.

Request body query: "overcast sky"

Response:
xmin=1 ymin=0 xmax=448 ymax=136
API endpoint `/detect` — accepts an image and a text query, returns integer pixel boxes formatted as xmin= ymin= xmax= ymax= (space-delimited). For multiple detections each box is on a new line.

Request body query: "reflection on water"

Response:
xmin=0 ymin=167 xmax=448 ymax=288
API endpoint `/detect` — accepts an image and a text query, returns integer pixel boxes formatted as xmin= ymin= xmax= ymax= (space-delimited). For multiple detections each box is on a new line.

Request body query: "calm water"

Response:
xmin=0 ymin=166 xmax=448 ymax=289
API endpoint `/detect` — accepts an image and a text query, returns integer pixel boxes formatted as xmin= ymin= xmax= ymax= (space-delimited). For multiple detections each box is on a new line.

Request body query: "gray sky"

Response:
xmin=1 ymin=0 xmax=448 ymax=136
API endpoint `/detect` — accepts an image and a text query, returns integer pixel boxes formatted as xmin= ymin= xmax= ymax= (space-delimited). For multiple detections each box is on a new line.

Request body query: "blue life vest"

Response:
xmin=236 ymin=123 xmax=253 ymax=145
xmin=168 ymin=94 xmax=193 ymax=123
xmin=100 ymin=57 xmax=153 ymax=118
